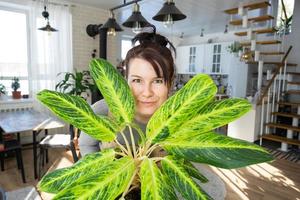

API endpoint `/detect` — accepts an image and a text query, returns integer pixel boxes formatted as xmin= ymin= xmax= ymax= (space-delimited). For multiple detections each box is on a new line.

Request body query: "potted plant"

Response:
xmin=227 ymin=41 xmax=243 ymax=57
xmin=0 ymin=83 xmax=6 ymax=96
xmin=37 ymin=59 xmax=273 ymax=199
xmin=11 ymin=77 xmax=21 ymax=99
xmin=55 ymin=69 xmax=95 ymax=97
xmin=276 ymin=0 xmax=293 ymax=36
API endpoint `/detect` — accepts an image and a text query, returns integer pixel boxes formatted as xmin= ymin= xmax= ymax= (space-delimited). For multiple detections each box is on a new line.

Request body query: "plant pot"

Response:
xmin=12 ymin=91 xmax=21 ymax=99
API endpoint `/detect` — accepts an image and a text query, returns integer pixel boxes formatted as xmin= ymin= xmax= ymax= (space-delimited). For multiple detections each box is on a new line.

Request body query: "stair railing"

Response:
xmin=257 ymin=45 xmax=292 ymax=145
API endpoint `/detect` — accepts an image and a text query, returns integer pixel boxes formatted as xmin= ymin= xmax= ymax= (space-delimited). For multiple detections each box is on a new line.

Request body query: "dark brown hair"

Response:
xmin=124 ymin=32 xmax=175 ymax=88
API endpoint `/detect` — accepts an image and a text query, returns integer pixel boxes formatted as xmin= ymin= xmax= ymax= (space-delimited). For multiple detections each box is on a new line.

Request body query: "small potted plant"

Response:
xmin=11 ymin=77 xmax=21 ymax=99
xmin=0 ymin=83 xmax=6 ymax=96
xmin=227 ymin=41 xmax=243 ymax=57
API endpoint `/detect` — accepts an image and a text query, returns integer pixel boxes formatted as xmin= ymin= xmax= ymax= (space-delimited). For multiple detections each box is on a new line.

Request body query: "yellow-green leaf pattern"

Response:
xmin=38 ymin=149 xmax=115 ymax=193
xmin=89 ymin=58 xmax=135 ymax=126
xmin=53 ymin=156 xmax=135 ymax=200
xmin=162 ymin=156 xmax=212 ymax=200
xmin=161 ymin=132 xmax=273 ymax=169
xmin=146 ymin=74 xmax=217 ymax=143
xmin=167 ymin=98 xmax=251 ymax=140
xmin=37 ymin=90 xmax=117 ymax=141
xmin=183 ymin=160 xmax=208 ymax=183
xmin=140 ymin=158 xmax=177 ymax=200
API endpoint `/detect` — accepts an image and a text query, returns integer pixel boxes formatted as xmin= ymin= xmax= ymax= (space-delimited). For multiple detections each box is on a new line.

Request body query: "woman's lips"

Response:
xmin=139 ymin=101 xmax=156 ymax=106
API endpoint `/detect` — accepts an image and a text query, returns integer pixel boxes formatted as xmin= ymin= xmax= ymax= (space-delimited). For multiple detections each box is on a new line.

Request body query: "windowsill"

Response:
xmin=0 ymin=97 xmax=33 ymax=103
xmin=0 ymin=96 xmax=34 ymax=111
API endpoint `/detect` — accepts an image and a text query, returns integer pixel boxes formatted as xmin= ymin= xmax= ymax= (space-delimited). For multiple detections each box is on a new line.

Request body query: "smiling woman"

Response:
xmin=79 ymin=31 xmax=176 ymax=156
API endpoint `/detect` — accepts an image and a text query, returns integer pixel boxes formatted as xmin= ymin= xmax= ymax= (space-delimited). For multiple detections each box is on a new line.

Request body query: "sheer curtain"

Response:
xmin=28 ymin=1 xmax=73 ymax=111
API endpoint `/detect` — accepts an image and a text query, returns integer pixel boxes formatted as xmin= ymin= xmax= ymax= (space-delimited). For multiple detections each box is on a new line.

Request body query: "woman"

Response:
xmin=79 ymin=32 xmax=175 ymax=156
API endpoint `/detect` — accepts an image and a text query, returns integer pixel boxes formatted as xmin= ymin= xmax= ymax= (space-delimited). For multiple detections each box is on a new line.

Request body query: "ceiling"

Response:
xmin=66 ymin=0 xmax=253 ymax=37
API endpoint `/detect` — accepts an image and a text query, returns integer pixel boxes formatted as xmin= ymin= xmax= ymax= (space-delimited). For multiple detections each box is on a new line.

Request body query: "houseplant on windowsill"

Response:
xmin=0 ymin=83 xmax=6 ymax=96
xmin=11 ymin=77 xmax=21 ymax=99
xmin=37 ymin=59 xmax=273 ymax=199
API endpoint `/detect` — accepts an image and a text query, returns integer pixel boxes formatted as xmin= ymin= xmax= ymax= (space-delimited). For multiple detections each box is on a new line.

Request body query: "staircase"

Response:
xmin=224 ymin=1 xmax=300 ymax=152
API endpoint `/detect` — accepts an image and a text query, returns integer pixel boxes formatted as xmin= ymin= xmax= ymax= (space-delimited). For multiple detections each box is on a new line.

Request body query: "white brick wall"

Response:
xmin=71 ymin=5 xmax=118 ymax=71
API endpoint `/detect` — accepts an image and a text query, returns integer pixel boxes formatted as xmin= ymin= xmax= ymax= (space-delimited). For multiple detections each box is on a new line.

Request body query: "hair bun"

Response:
xmin=131 ymin=32 xmax=176 ymax=57
xmin=132 ymin=32 xmax=168 ymax=47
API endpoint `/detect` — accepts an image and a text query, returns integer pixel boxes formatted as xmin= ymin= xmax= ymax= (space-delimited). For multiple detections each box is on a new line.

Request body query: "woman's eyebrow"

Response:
xmin=130 ymin=75 xmax=142 ymax=78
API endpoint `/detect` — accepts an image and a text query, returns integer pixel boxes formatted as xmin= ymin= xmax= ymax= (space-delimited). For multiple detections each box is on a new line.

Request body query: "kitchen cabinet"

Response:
xmin=175 ymin=42 xmax=247 ymax=98
xmin=204 ymin=42 xmax=231 ymax=74
xmin=176 ymin=45 xmax=205 ymax=74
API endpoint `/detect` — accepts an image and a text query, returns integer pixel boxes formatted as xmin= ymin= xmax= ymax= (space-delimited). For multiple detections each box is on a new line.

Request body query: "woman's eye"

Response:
xmin=132 ymin=79 xmax=141 ymax=83
xmin=153 ymin=79 xmax=164 ymax=84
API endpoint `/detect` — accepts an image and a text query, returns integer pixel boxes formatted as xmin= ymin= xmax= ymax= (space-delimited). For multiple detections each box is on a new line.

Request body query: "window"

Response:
xmin=0 ymin=8 xmax=29 ymax=95
xmin=212 ymin=44 xmax=221 ymax=73
xmin=188 ymin=46 xmax=196 ymax=73
xmin=121 ymin=39 xmax=132 ymax=60
xmin=276 ymin=0 xmax=294 ymax=34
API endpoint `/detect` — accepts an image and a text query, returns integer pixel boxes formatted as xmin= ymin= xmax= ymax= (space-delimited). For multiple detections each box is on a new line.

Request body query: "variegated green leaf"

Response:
xmin=90 ymin=58 xmax=135 ymax=126
xmin=38 ymin=149 xmax=115 ymax=193
xmin=53 ymin=156 xmax=135 ymax=200
xmin=183 ymin=160 xmax=208 ymax=183
xmin=37 ymin=90 xmax=117 ymax=141
xmin=146 ymin=74 xmax=217 ymax=143
xmin=140 ymin=158 xmax=177 ymax=200
xmin=161 ymin=132 xmax=273 ymax=169
xmin=162 ymin=156 xmax=212 ymax=200
xmin=167 ymin=98 xmax=251 ymax=140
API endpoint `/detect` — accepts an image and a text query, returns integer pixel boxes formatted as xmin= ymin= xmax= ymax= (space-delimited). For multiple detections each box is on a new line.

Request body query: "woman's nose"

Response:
xmin=141 ymin=83 xmax=154 ymax=97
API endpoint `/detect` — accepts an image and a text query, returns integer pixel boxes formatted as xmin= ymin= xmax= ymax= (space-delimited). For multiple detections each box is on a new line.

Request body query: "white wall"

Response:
xmin=71 ymin=5 xmax=118 ymax=71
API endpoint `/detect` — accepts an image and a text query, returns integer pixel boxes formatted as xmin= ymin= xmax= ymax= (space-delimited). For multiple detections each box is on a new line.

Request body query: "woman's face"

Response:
xmin=128 ymin=58 xmax=169 ymax=123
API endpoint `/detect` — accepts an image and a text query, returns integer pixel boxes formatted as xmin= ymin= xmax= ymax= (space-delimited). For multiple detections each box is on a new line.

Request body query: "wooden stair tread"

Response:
xmin=260 ymin=51 xmax=285 ymax=55
xmin=230 ymin=15 xmax=274 ymax=26
xmin=288 ymin=72 xmax=300 ymax=76
xmin=241 ymin=40 xmax=281 ymax=46
xmin=234 ymin=28 xmax=276 ymax=36
xmin=272 ymin=112 xmax=300 ymax=118
xmin=287 ymin=81 xmax=300 ymax=85
xmin=286 ymin=90 xmax=300 ymax=94
xmin=224 ymin=1 xmax=271 ymax=14
xmin=261 ymin=134 xmax=300 ymax=146
xmin=266 ymin=123 xmax=300 ymax=132
xmin=246 ymin=61 xmax=296 ymax=66
xmin=278 ymin=101 xmax=300 ymax=106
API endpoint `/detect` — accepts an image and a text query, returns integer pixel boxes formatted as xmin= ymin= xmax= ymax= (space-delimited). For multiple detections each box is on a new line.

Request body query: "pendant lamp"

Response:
xmin=38 ymin=1 xmax=58 ymax=32
xmin=152 ymin=0 xmax=186 ymax=28
xmin=122 ymin=3 xmax=150 ymax=34
xmin=102 ymin=11 xmax=123 ymax=36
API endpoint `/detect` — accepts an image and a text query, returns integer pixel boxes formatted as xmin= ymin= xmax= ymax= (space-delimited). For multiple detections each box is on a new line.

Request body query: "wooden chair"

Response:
xmin=0 ymin=132 xmax=26 ymax=183
xmin=38 ymin=125 xmax=80 ymax=178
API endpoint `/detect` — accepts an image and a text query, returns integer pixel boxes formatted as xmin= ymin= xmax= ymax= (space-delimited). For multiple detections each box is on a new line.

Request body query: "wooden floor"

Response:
xmin=0 ymin=148 xmax=299 ymax=200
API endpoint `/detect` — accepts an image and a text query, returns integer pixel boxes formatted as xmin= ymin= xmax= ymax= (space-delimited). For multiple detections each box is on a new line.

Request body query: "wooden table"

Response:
xmin=0 ymin=109 xmax=65 ymax=179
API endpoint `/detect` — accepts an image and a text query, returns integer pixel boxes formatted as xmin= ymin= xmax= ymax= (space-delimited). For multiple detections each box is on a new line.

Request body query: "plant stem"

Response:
xmin=151 ymin=157 xmax=164 ymax=162
xmin=128 ymin=125 xmax=137 ymax=158
xmin=146 ymin=144 xmax=159 ymax=157
xmin=115 ymin=151 xmax=127 ymax=157
xmin=120 ymin=130 xmax=133 ymax=158
xmin=114 ymin=139 xmax=129 ymax=155
xmin=121 ymin=169 xmax=139 ymax=198
xmin=130 ymin=123 xmax=146 ymax=144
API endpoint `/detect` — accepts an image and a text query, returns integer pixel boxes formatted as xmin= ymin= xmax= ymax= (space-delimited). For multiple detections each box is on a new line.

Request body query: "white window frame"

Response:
xmin=0 ymin=4 xmax=31 ymax=96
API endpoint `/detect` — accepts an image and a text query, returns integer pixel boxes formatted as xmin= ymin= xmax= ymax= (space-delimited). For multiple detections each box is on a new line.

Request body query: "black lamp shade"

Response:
xmin=38 ymin=22 xmax=58 ymax=32
xmin=152 ymin=1 xmax=186 ymax=21
xmin=102 ymin=18 xmax=123 ymax=31
xmin=122 ymin=11 xmax=150 ymax=28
